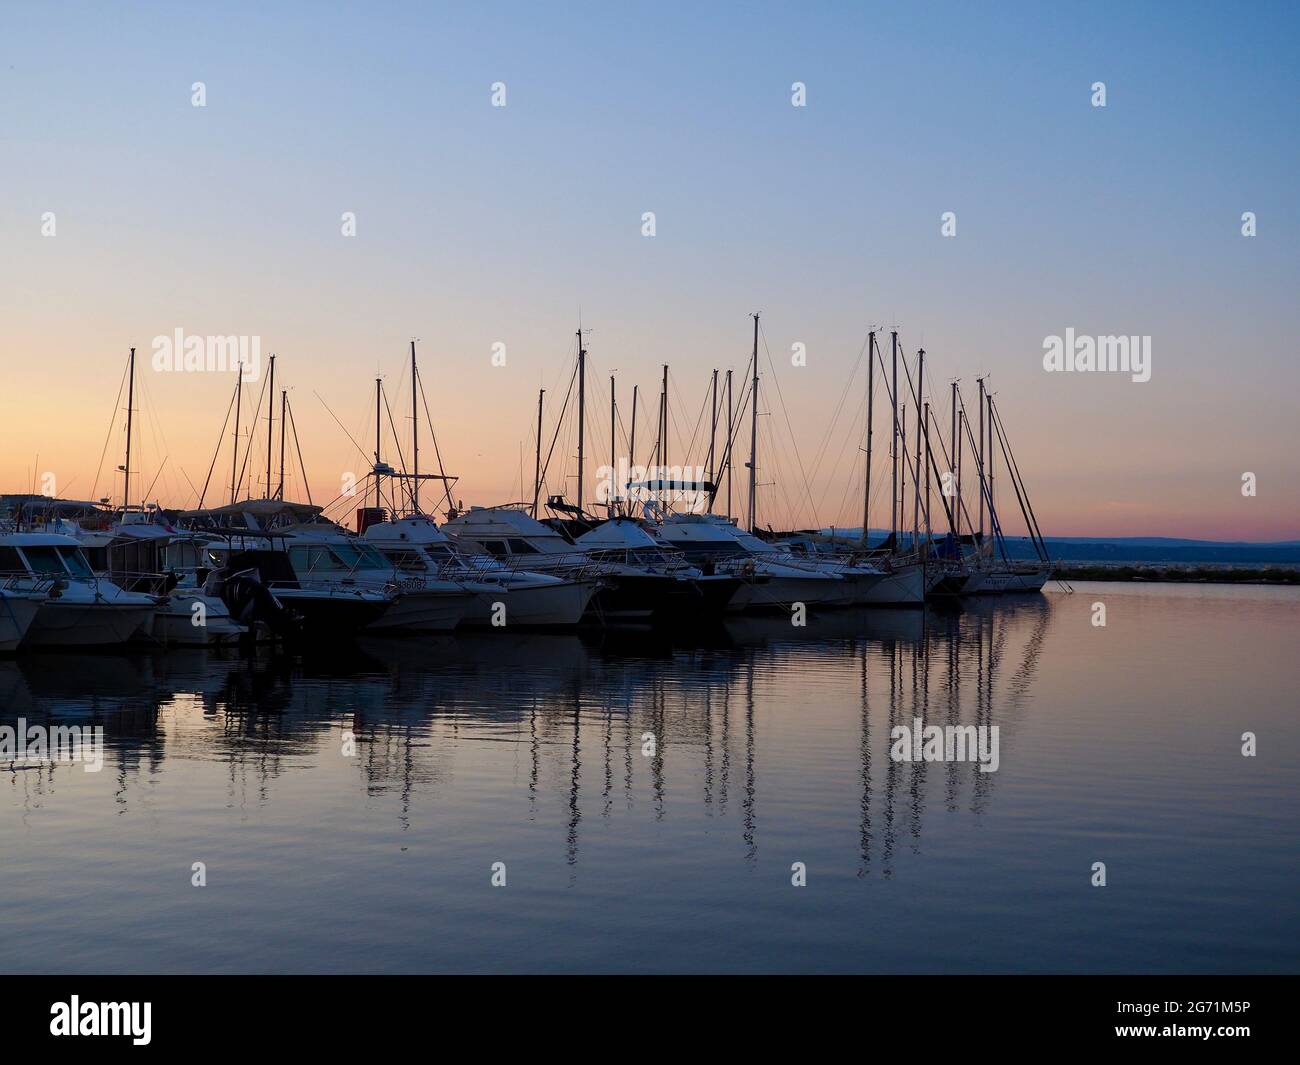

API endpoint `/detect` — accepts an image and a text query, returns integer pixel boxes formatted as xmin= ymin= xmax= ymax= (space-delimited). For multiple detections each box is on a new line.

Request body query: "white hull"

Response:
xmin=147 ymin=595 xmax=246 ymax=646
xmin=0 ymin=593 xmax=43 ymax=651
xmin=367 ymin=589 xmax=473 ymax=632
xmin=856 ymin=563 xmax=926 ymax=606
xmin=24 ymin=601 xmax=156 ymax=647
xmin=740 ymin=574 xmax=848 ymax=609
xmin=1006 ymin=569 xmax=1050 ymax=592
xmin=962 ymin=570 xmax=1017 ymax=596
xmin=462 ymin=578 xmax=599 ymax=628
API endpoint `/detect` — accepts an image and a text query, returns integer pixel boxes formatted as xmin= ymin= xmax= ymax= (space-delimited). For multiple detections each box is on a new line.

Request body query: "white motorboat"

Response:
xmin=0 ymin=583 xmax=44 ymax=651
xmin=0 ymin=533 xmax=156 ymax=647
xmin=363 ymin=514 xmax=599 ymax=628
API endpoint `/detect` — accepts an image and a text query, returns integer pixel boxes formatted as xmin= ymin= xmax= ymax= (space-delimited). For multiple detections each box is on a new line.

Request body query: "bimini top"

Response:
xmin=362 ymin=515 xmax=454 ymax=546
xmin=443 ymin=506 xmax=573 ymax=553
xmin=575 ymin=517 xmax=662 ymax=550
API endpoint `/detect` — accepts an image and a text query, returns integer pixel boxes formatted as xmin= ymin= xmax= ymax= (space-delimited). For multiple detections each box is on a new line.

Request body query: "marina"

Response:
xmin=0 ymin=323 xmax=1058 ymax=651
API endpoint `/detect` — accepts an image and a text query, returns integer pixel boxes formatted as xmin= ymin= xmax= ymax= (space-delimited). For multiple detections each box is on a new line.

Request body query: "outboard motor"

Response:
xmin=208 ymin=566 xmax=301 ymax=640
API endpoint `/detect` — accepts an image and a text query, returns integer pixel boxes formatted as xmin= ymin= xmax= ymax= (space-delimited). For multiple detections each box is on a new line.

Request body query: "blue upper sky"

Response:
xmin=2 ymin=1 xmax=1297 ymax=537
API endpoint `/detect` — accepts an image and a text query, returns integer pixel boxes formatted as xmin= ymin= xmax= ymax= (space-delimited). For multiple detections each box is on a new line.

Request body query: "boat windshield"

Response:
xmin=20 ymin=545 xmax=94 ymax=578
xmin=731 ymin=531 xmax=776 ymax=554
xmin=331 ymin=543 xmax=390 ymax=570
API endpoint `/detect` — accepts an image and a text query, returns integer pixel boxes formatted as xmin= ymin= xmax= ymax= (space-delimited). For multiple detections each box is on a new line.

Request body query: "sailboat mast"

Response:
xmin=628 ymin=384 xmax=638 ymax=517
xmin=987 ymin=389 xmax=995 ymax=527
xmin=977 ymin=376 xmax=985 ymax=539
xmin=863 ymin=331 xmax=875 ymax=546
xmin=230 ymin=374 xmax=242 ymax=505
xmin=890 ymin=330 xmax=898 ymax=545
xmin=725 ymin=369 xmax=733 ymax=519
xmin=708 ymin=368 xmax=718 ymax=492
xmin=372 ymin=376 xmax=382 ymax=508
xmin=411 ymin=340 xmax=419 ymax=515
xmin=914 ymin=349 xmax=924 ymax=554
xmin=923 ymin=401 xmax=931 ymax=550
xmin=278 ymin=389 xmax=288 ymax=501
xmin=123 ymin=346 xmax=135 ymax=513
xmin=949 ymin=381 xmax=959 ymax=540
xmin=532 ymin=388 xmax=544 ymax=518
xmin=576 ymin=330 xmax=586 ymax=512
xmin=660 ymin=364 xmax=668 ymax=475
xmin=609 ymin=374 xmax=616 ymax=514
xmin=748 ymin=314 xmax=759 ymax=533
xmin=265 ymin=353 xmax=275 ymax=499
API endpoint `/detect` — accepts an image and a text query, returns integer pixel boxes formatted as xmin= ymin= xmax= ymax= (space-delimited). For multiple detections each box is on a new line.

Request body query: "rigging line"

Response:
xmin=706 ymin=358 xmax=755 ymax=510
xmin=955 ymin=387 xmax=1010 ymax=565
xmin=287 ymin=396 xmax=313 ymax=505
xmin=758 ymin=324 xmax=820 ymax=529
xmin=806 ymin=332 xmax=869 ymax=489
xmin=197 ymin=384 xmax=237 ymax=510
xmin=176 ymin=465 xmax=201 ymax=509
xmin=416 ymin=374 xmax=455 ymax=517
xmin=90 ymin=356 xmax=130 ymax=503
xmin=988 ymin=405 xmax=1038 ymax=551
xmin=991 ymin=398 xmax=1050 ymax=559
xmin=314 ymin=390 xmax=373 ymax=468
xmin=234 ymin=368 xmax=271 ymax=500
xmin=538 ymin=359 xmax=579 ymax=501
xmin=382 ymin=387 xmax=415 ymax=514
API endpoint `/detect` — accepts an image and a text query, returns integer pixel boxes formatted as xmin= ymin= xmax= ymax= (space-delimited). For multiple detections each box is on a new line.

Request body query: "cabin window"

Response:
xmin=506 ymin=538 xmax=539 ymax=554
xmin=0 ymin=546 xmax=24 ymax=572
xmin=288 ymin=545 xmax=339 ymax=573
xmin=58 ymin=547 xmax=94 ymax=578
xmin=479 ymin=540 xmax=509 ymax=557
xmin=19 ymin=546 xmax=68 ymax=575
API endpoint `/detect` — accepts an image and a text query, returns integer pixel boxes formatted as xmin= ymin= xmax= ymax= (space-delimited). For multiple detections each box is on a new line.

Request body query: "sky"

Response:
xmin=2 ymin=1 xmax=1297 ymax=539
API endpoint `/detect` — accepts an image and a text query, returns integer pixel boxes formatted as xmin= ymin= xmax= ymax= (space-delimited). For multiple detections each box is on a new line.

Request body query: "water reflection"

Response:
xmin=1 ymin=599 xmax=1051 ymax=875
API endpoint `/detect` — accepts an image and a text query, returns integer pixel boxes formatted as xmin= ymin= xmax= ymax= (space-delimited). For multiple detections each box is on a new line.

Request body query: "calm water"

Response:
xmin=1 ymin=582 xmax=1296 ymax=974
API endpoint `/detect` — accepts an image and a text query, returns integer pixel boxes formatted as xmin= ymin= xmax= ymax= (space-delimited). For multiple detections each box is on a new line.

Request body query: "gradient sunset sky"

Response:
xmin=2 ymin=1 xmax=1297 ymax=539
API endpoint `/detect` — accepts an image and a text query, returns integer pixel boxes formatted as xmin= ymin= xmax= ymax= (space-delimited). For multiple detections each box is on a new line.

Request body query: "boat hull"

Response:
xmin=462 ymin=578 xmax=600 ymax=628
xmin=24 ymin=601 xmax=156 ymax=647
xmin=856 ymin=563 xmax=926 ymax=606
xmin=366 ymin=589 xmax=473 ymax=632
xmin=0 ymin=593 xmax=43 ymax=651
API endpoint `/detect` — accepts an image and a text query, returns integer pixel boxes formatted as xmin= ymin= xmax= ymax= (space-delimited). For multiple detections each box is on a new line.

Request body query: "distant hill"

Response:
xmin=818 ymin=529 xmax=1300 ymax=566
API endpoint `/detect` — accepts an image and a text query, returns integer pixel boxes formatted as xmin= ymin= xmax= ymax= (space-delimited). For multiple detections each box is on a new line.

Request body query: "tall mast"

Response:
xmin=374 ymin=377 xmax=382 ymax=507
xmin=890 ymin=330 xmax=898 ymax=546
xmin=230 ymin=374 xmax=242 ymax=505
xmin=950 ymin=381 xmax=959 ymax=541
xmin=628 ymin=385 xmax=638 ymax=517
xmin=576 ymin=330 xmax=586 ymax=512
xmin=532 ymin=388 xmax=544 ymax=518
xmin=708 ymin=368 xmax=718 ymax=495
xmin=986 ymin=389 xmax=995 ymax=533
xmin=264 ymin=353 xmax=275 ymax=499
xmin=123 ymin=346 xmax=135 ymax=513
xmin=863 ymin=331 xmax=875 ymax=546
xmin=923 ymin=400 xmax=931 ymax=555
xmin=977 ymin=376 xmax=986 ymax=539
xmin=410 ymin=340 xmax=419 ymax=515
xmin=725 ymin=369 xmax=733 ymax=519
xmin=609 ymin=374 xmax=616 ymax=514
xmin=278 ymin=389 xmax=288 ymax=501
xmin=748 ymin=314 xmax=759 ymax=532
xmin=914 ymin=349 xmax=924 ymax=555
xmin=660 ymin=364 xmax=669 ymax=475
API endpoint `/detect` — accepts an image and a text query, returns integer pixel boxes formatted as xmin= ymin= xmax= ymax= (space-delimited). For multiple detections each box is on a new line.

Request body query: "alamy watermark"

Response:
xmin=1043 ymin=329 xmax=1150 ymax=383
xmin=151 ymin=329 xmax=261 ymax=381
xmin=889 ymin=717 xmax=999 ymax=773
xmin=596 ymin=459 xmax=710 ymax=511
xmin=1 ymin=718 xmax=104 ymax=772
